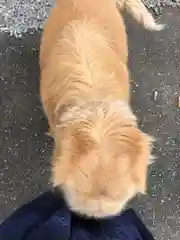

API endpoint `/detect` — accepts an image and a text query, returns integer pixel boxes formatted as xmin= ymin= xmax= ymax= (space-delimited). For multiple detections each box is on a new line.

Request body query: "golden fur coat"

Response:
xmin=40 ymin=0 xmax=161 ymax=218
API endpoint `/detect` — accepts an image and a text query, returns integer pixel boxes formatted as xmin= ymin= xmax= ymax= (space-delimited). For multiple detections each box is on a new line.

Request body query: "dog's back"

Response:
xmin=40 ymin=0 xmax=130 ymax=127
xmin=40 ymin=0 xmax=128 ymax=68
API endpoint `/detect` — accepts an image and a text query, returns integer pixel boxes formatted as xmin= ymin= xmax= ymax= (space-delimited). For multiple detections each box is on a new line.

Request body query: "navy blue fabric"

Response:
xmin=0 ymin=190 xmax=154 ymax=240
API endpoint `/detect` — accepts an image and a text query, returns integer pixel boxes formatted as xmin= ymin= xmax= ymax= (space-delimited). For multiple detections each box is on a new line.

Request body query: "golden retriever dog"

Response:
xmin=40 ymin=0 xmax=162 ymax=218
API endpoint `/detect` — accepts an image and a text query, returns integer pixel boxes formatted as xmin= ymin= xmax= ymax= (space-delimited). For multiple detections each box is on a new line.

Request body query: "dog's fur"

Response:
xmin=40 ymin=0 xmax=159 ymax=218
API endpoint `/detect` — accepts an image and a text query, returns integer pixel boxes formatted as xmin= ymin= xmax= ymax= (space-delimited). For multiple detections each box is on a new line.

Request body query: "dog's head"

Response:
xmin=52 ymin=101 xmax=154 ymax=218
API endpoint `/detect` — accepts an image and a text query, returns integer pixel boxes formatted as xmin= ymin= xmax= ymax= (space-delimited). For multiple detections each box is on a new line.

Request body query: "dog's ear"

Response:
xmin=51 ymin=123 xmax=98 ymax=187
xmin=116 ymin=126 xmax=154 ymax=194
xmin=51 ymin=127 xmax=72 ymax=186
xmin=52 ymin=153 xmax=71 ymax=187
xmin=128 ymin=129 xmax=154 ymax=194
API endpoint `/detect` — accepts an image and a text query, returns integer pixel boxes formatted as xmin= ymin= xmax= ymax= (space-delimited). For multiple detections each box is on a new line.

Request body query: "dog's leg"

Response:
xmin=117 ymin=0 xmax=165 ymax=31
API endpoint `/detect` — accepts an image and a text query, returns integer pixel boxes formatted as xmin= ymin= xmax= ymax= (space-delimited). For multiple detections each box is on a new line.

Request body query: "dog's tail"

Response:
xmin=117 ymin=0 xmax=165 ymax=31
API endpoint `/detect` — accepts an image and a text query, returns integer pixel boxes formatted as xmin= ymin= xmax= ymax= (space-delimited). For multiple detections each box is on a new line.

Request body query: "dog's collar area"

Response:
xmin=54 ymin=100 xmax=136 ymax=126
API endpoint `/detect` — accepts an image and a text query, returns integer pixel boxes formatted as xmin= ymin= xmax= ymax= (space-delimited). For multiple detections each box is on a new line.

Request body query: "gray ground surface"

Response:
xmin=0 ymin=4 xmax=180 ymax=240
xmin=126 ymin=9 xmax=180 ymax=239
xmin=0 ymin=32 xmax=53 ymax=220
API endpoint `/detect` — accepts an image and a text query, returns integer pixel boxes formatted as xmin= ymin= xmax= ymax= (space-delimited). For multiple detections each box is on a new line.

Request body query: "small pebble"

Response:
xmin=178 ymin=96 xmax=180 ymax=107
xmin=153 ymin=90 xmax=158 ymax=101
